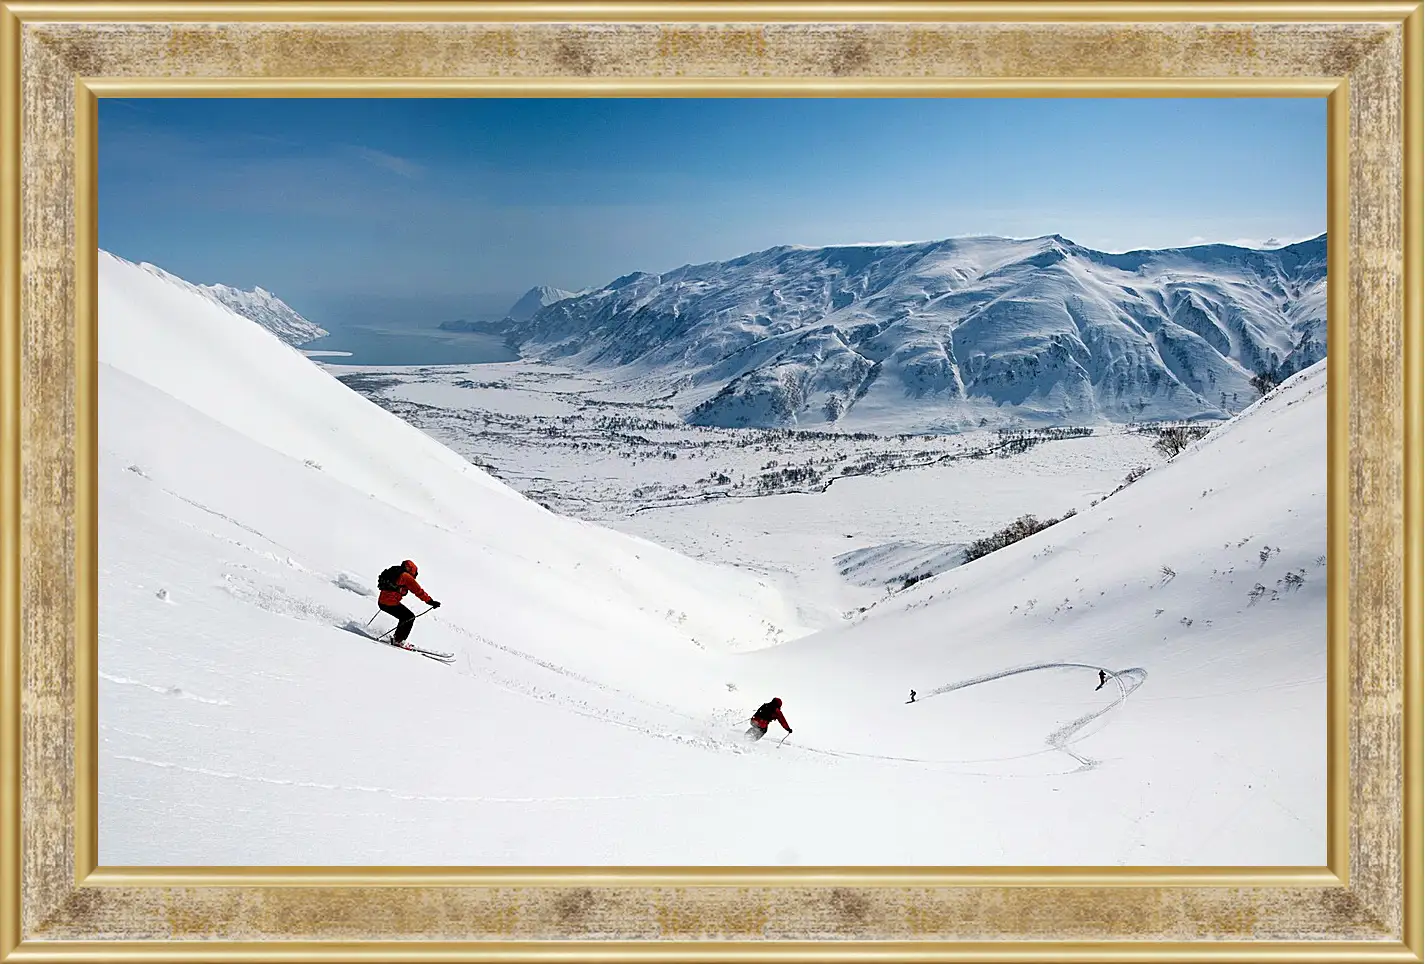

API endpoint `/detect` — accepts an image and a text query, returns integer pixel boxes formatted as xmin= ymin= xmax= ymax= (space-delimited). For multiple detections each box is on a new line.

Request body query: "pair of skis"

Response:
xmin=372 ymin=634 xmax=455 ymax=663
xmin=363 ymin=604 xmax=454 ymax=663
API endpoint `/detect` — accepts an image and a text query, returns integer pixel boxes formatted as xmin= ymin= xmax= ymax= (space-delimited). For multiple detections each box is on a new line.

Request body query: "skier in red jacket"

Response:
xmin=746 ymin=697 xmax=791 ymax=742
xmin=377 ymin=560 xmax=440 ymax=648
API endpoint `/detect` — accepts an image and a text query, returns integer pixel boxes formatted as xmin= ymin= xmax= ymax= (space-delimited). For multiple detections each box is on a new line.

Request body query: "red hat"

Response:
xmin=772 ymin=697 xmax=782 ymax=706
xmin=402 ymin=559 xmax=418 ymax=575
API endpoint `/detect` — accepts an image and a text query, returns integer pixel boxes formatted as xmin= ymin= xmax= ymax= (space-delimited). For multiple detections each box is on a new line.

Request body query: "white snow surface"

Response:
xmin=99 ymin=250 xmax=1324 ymax=866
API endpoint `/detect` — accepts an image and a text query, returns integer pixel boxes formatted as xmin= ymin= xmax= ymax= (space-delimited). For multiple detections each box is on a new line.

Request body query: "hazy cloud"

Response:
xmin=351 ymin=146 xmax=424 ymax=179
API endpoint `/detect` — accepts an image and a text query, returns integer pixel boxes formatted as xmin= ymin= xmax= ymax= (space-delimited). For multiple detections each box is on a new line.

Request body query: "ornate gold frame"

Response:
xmin=1 ymin=2 xmax=1420 ymax=960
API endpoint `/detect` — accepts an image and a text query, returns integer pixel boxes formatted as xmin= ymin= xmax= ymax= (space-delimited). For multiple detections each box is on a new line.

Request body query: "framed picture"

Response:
xmin=2 ymin=0 xmax=1419 ymax=960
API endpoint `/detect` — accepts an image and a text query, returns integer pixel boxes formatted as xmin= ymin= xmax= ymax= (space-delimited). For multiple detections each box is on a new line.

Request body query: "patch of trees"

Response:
xmin=992 ymin=425 xmax=1094 ymax=457
xmin=1151 ymin=425 xmax=1212 ymax=457
xmin=1090 ymin=465 xmax=1151 ymax=507
xmin=963 ymin=509 xmax=1078 ymax=564
xmin=1250 ymin=369 xmax=1282 ymax=397
xmin=756 ymin=465 xmax=823 ymax=491
xmin=1128 ymin=421 xmax=1218 ymax=458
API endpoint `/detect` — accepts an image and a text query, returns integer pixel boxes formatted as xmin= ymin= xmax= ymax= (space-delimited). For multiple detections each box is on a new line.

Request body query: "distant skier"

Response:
xmin=376 ymin=559 xmax=440 ymax=648
xmin=908 ymin=689 xmax=917 ymax=703
xmin=1095 ymin=669 xmax=1108 ymax=691
xmin=746 ymin=697 xmax=791 ymax=742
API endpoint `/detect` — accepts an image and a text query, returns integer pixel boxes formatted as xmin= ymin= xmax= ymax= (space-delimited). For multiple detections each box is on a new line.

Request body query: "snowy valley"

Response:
xmin=329 ymin=360 xmax=1176 ymax=623
xmin=98 ymin=244 xmax=1325 ymax=867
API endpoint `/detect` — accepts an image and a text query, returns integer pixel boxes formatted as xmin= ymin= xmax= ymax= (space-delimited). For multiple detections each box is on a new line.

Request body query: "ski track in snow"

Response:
xmin=99 ymin=672 xmax=233 ymax=706
xmin=109 ymin=754 xmax=717 ymax=804
xmin=330 ymin=617 xmax=763 ymax=757
xmin=766 ymin=665 xmax=1147 ymax=773
xmin=176 ymin=519 xmax=307 ymax=572
xmin=439 ymin=633 xmax=762 ymax=757
xmin=920 ymin=662 xmax=1147 ymax=769
xmin=163 ymin=486 xmax=298 ymax=558
xmin=443 ymin=622 xmax=700 ymax=719
xmin=220 ymin=572 xmax=350 ymax=628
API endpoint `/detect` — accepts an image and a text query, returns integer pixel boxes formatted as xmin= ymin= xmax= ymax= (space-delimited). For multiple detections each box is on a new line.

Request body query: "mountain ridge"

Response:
xmin=506 ymin=284 xmax=581 ymax=321
xmin=436 ymin=284 xmax=583 ymax=334
xmin=122 ymin=255 xmax=329 ymax=346
xmin=508 ymin=233 xmax=1326 ymax=432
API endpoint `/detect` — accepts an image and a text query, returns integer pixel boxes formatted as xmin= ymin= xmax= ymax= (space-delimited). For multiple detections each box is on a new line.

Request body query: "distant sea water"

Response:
xmin=301 ymin=326 xmax=518 ymax=366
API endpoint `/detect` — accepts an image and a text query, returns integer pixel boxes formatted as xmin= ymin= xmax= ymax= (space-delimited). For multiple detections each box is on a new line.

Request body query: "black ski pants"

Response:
xmin=380 ymin=602 xmax=416 ymax=643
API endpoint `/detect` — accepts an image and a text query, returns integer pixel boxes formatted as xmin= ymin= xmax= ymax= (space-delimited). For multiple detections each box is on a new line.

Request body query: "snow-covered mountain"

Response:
xmin=510 ymin=234 xmax=1326 ymax=431
xmin=435 ymin=286 xmax=581 ymax=333
xmin=199 ymin=282 xmax=328 ymax=345
xmin=127 ymin=258 xmax=329 ymax=345
xmin=506 ymin=284 xmax=580 ymax=322
xmin=97 ymin=247 xmax=1323 ymax=866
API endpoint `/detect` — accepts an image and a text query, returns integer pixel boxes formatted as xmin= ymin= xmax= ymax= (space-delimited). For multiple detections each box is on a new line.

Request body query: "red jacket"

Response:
xmin=751 ymin=707 xmax=790 ymax=731
xmin=378 ymin=571 xmax=432 ymax=607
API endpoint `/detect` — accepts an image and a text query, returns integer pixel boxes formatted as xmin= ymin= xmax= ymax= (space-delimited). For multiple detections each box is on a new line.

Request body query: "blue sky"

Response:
xmin=99 ymin=97 xmax=1325 ymax=327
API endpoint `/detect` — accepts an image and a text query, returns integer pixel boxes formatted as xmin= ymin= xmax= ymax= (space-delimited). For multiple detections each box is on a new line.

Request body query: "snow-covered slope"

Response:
xmin=125 ymin=256 xmax=329 ymax=345
xmin=512 ymin=234 xmax=1326 ymax=431
xmin=98 ymin=248 xmax=1323 ymax=866
xmin=734 ymin=359 xmax=1325 ymax=861
xmin=99 ymin=247 xmax=810 ymax=666
xmin=506 ymin=284 xmax=580 ymax=322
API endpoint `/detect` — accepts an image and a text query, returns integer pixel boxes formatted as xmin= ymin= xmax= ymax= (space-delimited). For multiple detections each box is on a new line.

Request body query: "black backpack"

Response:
xmin=377 ymin=565 xmax=406 ymax=592
xmin=753 ymin=700 xmax=780 ymax=721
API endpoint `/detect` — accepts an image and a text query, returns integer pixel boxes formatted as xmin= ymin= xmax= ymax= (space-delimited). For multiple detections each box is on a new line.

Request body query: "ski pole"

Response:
xmin=374 ymin=606 xmax=436 ymax=642
xmin=777 ymin=732 xmax=790 ymax=748
xmin=373 ymin=610 xmax=433 ymax=638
